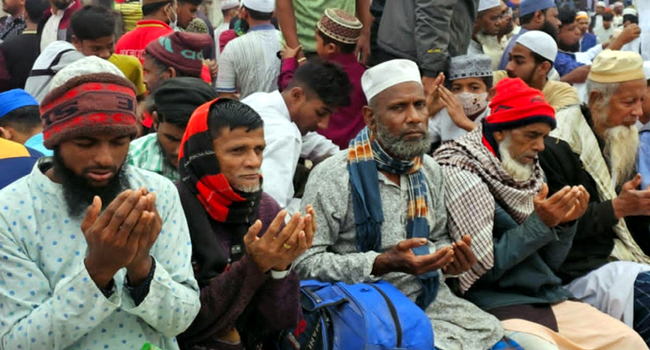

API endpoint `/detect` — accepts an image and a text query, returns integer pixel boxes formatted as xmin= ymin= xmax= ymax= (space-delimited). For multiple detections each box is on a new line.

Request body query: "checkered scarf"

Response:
xmin=348 ymin=127 xmax=439 ymax=309
xmin=434 ymin=125 xmax=544 ymax=293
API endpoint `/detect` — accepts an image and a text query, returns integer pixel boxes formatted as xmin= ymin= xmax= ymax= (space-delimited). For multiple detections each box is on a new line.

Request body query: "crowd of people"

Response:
xmin=1 ymin=0 xmax=650 ymax=349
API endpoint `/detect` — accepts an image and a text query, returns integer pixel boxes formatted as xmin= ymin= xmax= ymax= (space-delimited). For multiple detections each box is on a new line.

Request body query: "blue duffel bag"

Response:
xmin=275 ymin=279 xmax=435 ymax=350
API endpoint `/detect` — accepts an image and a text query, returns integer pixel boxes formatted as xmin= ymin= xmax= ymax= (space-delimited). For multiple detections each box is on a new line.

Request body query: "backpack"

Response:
xmin=275 ymin=279 xmax=435 ymax=350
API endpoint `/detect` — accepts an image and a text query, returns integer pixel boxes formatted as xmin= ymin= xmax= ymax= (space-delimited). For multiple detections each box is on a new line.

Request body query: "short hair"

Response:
xmin=70 ymin=5 xmax=115 ymax=41
xmin=587 ymin=80 xmax=621 ymax=111
xmin=520 ymin=8 xmax=548 ymax=25
xmin=602 ymin=12 xmax=614 ymax=21
xmin=25 ymin=0 xmax=50 ymax=23
xmin=287 ymin=60 xmax=352 ymax=109
xmin=0 ymin=106 xmax=42 ymax=133
xmin=143 ymin=52 xmax=193 ymax=77
xmin=623 ymin=14 xmax=638 ymax=25
xmin=531 ymin=50 xmax=553 ymax=67
xmin=558 ymin=8 xmax=576 ymax=27
xmin=316 ymin=29 xmax=356 ymax=54
xmin=208 ymin=99 xmax=264 ymax=139
xmin=178 ymin=0 xmax=201 ymax=6
xmin=142 ymin=0 xmax=172 ymax=16
xmin=242 ymin=5 xmax=272 ymax=21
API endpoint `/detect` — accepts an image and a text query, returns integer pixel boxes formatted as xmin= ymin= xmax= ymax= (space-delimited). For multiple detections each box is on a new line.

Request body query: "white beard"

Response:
xmin=499 ymin=137 xmax=535 ymax=182
xmin=603 ymin=125 xmax=639 ymax=187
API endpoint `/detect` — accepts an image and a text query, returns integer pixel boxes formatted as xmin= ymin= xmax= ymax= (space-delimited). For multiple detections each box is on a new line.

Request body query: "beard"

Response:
xmin=603 ymin=125 xmax=639 ymax=187
xmin=53 ymin=151 xmax=130 ymax=219
xmin=233 ymin=183 xmax=261 ymax=193
xmin=539 ymin=20 xmax=558 ymax=42
xmin=375 ymin=122 xmax=431 ymax=160
xmin=499 ymin=137 xmax=535 ymax=182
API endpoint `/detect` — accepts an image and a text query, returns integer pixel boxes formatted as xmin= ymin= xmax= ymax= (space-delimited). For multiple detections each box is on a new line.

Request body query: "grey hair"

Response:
xmin=586 ymin=80 xmax=622 ymax=110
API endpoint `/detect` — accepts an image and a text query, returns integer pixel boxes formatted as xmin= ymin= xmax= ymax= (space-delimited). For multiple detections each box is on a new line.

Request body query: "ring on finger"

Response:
xmin=283 ymin=243 xmax=292 ymax=250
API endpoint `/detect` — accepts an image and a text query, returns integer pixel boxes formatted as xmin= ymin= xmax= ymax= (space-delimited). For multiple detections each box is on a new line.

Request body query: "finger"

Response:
xmin=115 ymin=195 xmax=149 ymax=243
xmin=461 ymin=235 xmax=472 ymax=246
xmin=626 ymin=174 xmax=642 ymax=190
xmin=94 ymin=190 xmax=132 ymax=230
xmin=260 ymin=210 xmax=287 ymax=242
xmin=396 ymin=237 xmax=429 ymax=251
xmin=455 ymin=240 xmax=477 ymax=266
xmin=244 ymin=220 xmax=263 ymax=246
xmin=81 ymin=196 xmax=102 ymax=234
xmin=296 ymin=230 xmax=308 ymax=253
xmin=545 ymin=186 xmax=571 ymax=205
xmin=303 ymin=214 xmax=315 ymax=246
xmin=273 ymin=213 xmax=304 ymax=247
xmin=534 ymin=183 xmax=550 ymax=203
xmin=131 ymin=211 xmax=152 ymax=246
xmin=126 ymin=212 xmax=150 ymax=250
xmin=419 ymin=247 xmax=455 ymax=272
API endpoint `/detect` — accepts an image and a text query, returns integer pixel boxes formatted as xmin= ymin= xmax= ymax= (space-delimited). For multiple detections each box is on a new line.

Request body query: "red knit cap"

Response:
xmin=145 ymin=32 xmax=213 ymax=77
xmin=485 ymin=78 xmax=556 ymax=131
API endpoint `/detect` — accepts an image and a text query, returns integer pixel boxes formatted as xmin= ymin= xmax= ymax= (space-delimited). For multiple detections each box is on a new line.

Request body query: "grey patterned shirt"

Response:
xmin=296 ymin=151 xmax=504 ymax=350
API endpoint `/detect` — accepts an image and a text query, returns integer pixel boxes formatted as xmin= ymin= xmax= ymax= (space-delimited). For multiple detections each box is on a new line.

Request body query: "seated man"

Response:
xmin=0 ymin=56 xmax=201 ymax=349
xmin=435 ymin=77 xmax=646 ymax=349
xmin=242 ymin=61 xmax=350 ymax=210
xmin=175 ymin=98 xmax=312 ymax=349
xmin=497 ymin=30 xmax=579 ymax=110
xmin=129 ymin=77 xmax=217 ymax=181
xmin=0 ymin=89 xmax=49 ymax=155
xmin=539 ymin=50 xmax=650 ymax=345
xmin=296 ymin=59 xmax=512 ymax=350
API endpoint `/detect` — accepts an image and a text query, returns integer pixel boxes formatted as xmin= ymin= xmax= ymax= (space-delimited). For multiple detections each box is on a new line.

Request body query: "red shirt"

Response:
xmin=115 ymin=19 xmax=173 ymax=65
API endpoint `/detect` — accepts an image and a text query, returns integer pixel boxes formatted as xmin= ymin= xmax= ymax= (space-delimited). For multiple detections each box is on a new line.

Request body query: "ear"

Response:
xmin=487 ymin=86 xmax=497 ymax=101
xmin=537 ymin=61 xmax=552 ymax=78
xmin=290 ymin=86 xmax=305 ymax=104
xmin=167 ymin=67 xmax=177 ymax=79
xmin=152 ymin=111 xmax=160 ymax=130
xmin=493 ymin=130 xmax=506 ymax=143
xmin=588 ymin=90 xmax=604 ymax=108
xmin=71 ymin=36 xmax=82 ymax=50
xmin=363 ymin=106 xmax=377 ymax=132
xmin=534 ymin=10 xmax=545 ymax=24
xmin=0 ymin=126 xmax=12 ymax=140
xmin=325 ymin=43 xmax=338 ymax=55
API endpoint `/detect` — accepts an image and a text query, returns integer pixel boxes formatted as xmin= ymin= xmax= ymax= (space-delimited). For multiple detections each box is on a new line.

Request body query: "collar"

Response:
xmin=249 ymin=23 xmax=275 ymax=32
xmin=51 ymin=1 xmax=75 ymax=16
xmin=135 ymin=19 xmax=172 ymax=30
xmin=264 ymin=90 xmax=292 ymax=123
xmin=327 ymin=53 xmax=360 ymax=65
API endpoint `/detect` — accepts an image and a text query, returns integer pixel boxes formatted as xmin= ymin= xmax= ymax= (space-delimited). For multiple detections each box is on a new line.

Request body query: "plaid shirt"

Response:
xmin=128 ymin=133 xmax=179 ymax=182
xmin=0 ymin=16 xmax=26 ymax=41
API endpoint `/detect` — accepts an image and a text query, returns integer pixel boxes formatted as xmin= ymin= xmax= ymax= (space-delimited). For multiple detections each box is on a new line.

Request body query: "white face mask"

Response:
xmin=456 ymin=92 xmax=489 ymax=117
xmin=167 ymin=5 xmax=179 ymax=31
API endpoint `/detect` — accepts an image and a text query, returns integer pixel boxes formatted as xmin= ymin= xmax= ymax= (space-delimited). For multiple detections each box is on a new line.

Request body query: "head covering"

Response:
xmin=317 ymin=8 xmax=363 ymax=45
xmin=576 ymin=11 xmax=589 ymax=20
xmin=221 ymin=0 xmax=240 ymax=10
xmin=186 ymin=17 xmax=209 ymax=34
xmin=597 ymin=1 xmax=606 ymax=7
xmin=0 ymin=89 xmax=38 ymax=119
xmin=448 ymin=54 xmax=492 ymax=81
xmin=644 ymin=62 xmax=650 ymax=81
xmin=483 ymin=78 xmax=556 ymax=151
xmin=49 ymin=55 xmax=125 ymax=92
xmin=177 ymin=98 xmax=263 ymax=286
xmin=40 ymin=61 xmax=137 ymax=149
xmin=362 ymin=59 xmax=422 ymax=101
xmin=478 ymin=0 xmax=500 ymax=12
xmin=588 ymin=50 xmax=645 ymax=83
xmin=516 ymin=30 xmax=558 ymax=62
xmin=241 ymin=0 xmax=274 ymax=13
xmin=623 ymin=7 xmax=637 ymax=16
xmin=153 ymin=77 xmax=218 ymax=121
xmin=145 ymin=32 xmax=212 ymax=77
xmin=519 ymin=0 xmax=555 ymax=17
xmin=142 ymin=0 xmax=171 ymax=5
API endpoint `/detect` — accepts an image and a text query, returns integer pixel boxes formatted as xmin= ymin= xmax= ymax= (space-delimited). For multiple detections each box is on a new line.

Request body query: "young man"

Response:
xmin=214 ymin=0 xmax=239 ymax=63
xmin=279 ymin=8 xmax=366 ymax=149
xmin=115 ymin=0 xmax=176 ymax=64
xmin=0 ymin=55 xmax=200 ymax=349
xmin=216 ymin=0 xmax=280 ymax=99
xmin=0 ymin=0 xmax=27 ymax=40
xmin=576 ymin=11 xmax=598 ymax=52
xmin=0 ymin=89 xmax=49 ymax=156
xmin=435 ymin=77 xmax=646 ymax=349
xmin=39 ymin=0 xmax=82 ymax=51
xmin=242 ymin=61 xmax=351 ymax=210
xmin=175 ymin=98 xmax=312 ymax=349
xmin=0 ymin=0 xmax=49 ymax=91
xmin=593 ymin=12 xmax=614 ymax=44
xmin=129 ymin=77 xmax=217 ymax=181
xmin=176 ymin=0 xmax=201 ymax=29
xmin=295 ymin=59 xmax=515 ymax=350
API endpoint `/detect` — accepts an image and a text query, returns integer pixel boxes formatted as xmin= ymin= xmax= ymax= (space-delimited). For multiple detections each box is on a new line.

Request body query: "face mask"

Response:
xmin=456 ymin=92 xmax=489 ymax=117
xmin=167 ymin=5 xmax=179 ymax=31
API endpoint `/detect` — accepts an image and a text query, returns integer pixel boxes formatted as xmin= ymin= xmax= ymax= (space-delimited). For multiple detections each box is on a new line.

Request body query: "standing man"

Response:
xmin=214 ymin=0 xmax=238 ymax=63
xmin=0 ymin=0 xmax=27 ymax=40
xmin=39 ymin=0 xmax=82 ymax=51
xmin=577 ymin=11 xmax=598 ymax=52
xmin=0 ymin=56 xmax=200 ymax=349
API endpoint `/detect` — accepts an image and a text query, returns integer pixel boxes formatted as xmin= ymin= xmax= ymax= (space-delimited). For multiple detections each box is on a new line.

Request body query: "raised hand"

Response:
xmin=534 ymin=184 xmax=580 ymax=228
xmin=442 ymin=235 xmax=477 ymax=275
xmin=613 ymin=174 xmax=650 ymax=218
xmin=372 ymin=238 xmax=454 ymax=276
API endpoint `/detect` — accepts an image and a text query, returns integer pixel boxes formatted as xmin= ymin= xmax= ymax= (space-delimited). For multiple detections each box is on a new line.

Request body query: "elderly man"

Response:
xmin=497 ymin=30 xmax=579 ymax=110
xmin=295 ymin=59 xmax=521 ymax=350
xmin=468 ymin=0 xmax=503 ymax=57
xmin=539 ymin=50 xmax=650 ymax=345
xmin=0 ymin=56 xmax=201 ymax=349
xmin=435 ymin=77 xmax=647 ymax=350
xmin=175 ymin=98 xmax=313 ymax=349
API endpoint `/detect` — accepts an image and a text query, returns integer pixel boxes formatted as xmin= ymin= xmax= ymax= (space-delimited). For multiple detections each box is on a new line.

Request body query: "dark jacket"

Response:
xmin=377 ymin=0 xmax=479 ymax=76
xmin=177 ymin=192 xmax=301 ymax=350
xmin=465 ymin=203 xmax=575 ymax=310
xmin=0 ymin=31 xmax=40 ymax=91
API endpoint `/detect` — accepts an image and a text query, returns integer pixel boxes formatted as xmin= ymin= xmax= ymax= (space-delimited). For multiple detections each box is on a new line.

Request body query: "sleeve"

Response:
xmin=261 ymin=132 xmax=301 ymax=208
xmin=428 ymin=163 xmax=452 ymax=247
xmin=538 ymin=223 xmax=578 ymax=270
xmin=278 ymin=58 xmax=298 ymax=92
xmin=254 ymin=271 xmax=301 ymax=331
xmin=0 ymin=233 xmax=122 ymax=349
xmin=300 ymin=132 xmax=340 ymax=164
xmin=414 ymin=0 xmax=456 ymax=76
xmin=129 ymin=58 xmax=146 ymax=96
xmin=216 ymin=42 xmax=237 ymax=93
xmin=555 ymin=53 xmax=586 ymax=77
xmin=574 ymin=44 xmax=603 ymax=64
xmin=638 ymin=132 xmax=650 ymax=190
xmin=120 ymin=183 xmax=201 ymax=337
xmin=428 ymin=111 xmax=445 ymax=145
xmin=294 ymin=163 xmax=382 ymax=284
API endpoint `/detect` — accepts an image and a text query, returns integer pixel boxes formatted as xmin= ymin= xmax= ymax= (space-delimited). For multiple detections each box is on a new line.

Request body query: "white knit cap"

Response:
xmin=221 ymin=0 xmax=240 ymax=10
xmin=623 ymin=7 xmax=638 ymax=16
xmin=516 ymin=30 xmax=558 ymax=62
xmin=597 ymin=1 xmax=606 ymax=7
xmin=478 ymin=0 xmax=500 ymax=12
xmin=362 ymin=59 xmax=422 ymax=102
xmin=241 ymin=0 xmax=274 ymax=13
xmin=49 ymin=56 xmax=126 ymax=92
xmin=644 ymin=62 xmax=650 ymax=81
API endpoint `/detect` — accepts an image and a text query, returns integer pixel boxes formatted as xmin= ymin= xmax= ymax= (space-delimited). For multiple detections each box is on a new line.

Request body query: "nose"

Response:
xmin=317 ymin=114 xmax=331 ymax=130
xmin=633 ymin=101 xmax=644 ymax=120
xmin=243 ymin=150 xmax=262 ymax=169
xmin=532 ymin=137 xmax=545 ymax=153
xmin=100 ymin=49 xmax=111 ymax=60
xmin=405 ymin=103 xmax=426 ymax=125
xmin=94 ymin=143 xmax=115 ymax=168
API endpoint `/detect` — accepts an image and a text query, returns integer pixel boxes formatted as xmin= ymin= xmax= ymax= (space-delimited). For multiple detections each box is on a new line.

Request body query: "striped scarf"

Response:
xmin=348 ymin=127 xmax=439 ymax=309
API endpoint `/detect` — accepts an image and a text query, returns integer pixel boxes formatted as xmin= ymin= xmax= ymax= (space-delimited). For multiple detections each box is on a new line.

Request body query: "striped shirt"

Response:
xmin=128 ymin=133 xmax=180 ymax=182
xmin=216 ymin=24 xmax=281 ymax=99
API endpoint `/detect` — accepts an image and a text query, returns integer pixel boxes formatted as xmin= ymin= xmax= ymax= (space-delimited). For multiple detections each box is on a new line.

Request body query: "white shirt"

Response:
xmin=213 ymin=22 xmax=229 ymax=63
xmin=429 ymin=107 xmax=489 ymax=144
xmin=242 ymin=91 xmax=339 ymax=209
xmin=40 ymin=4 xmax=73 ymax=51
xmin=216 ymin=24 xmax=281 ymax=99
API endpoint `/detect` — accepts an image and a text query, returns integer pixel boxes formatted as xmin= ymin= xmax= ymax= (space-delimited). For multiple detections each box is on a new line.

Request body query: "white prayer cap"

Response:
xmin=221 ymin=0 xmax=240 ymax=10
xmin=516 ymin=30 xmax=558 ymax=62
xmin=644 ymin=62 xmax=650 ymax=81
xmin=478 ymin=0 xmax=500 ymax=12
xmin=49 ymin=56 xmax=125 ymax=92
xmin=241 ymin=0 xmax=274 ymax=13
xmin=623 ymin=7 xmax=637 ymax=16
xmin=362 ymin=59 xmax=422 ymax=102
xmin=597 ymin=1 xmax=606 ymax=7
